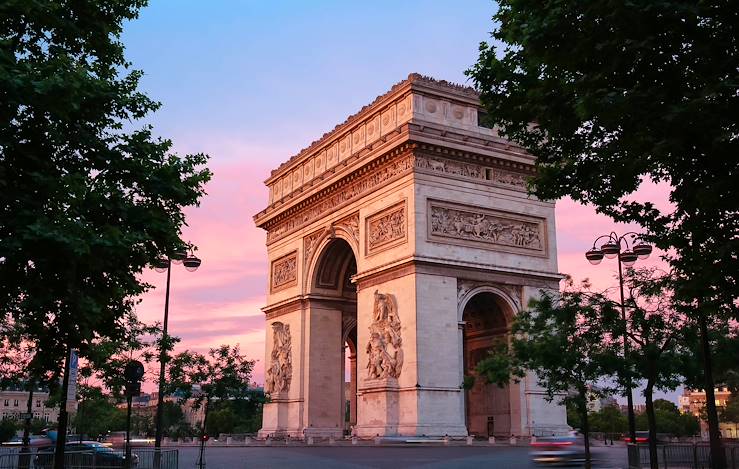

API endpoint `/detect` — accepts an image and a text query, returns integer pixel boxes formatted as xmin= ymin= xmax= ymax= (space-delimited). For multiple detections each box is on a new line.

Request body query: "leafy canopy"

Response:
xmin=0 ymin=0 xmax=212 ymax=376
xmin=466 ymin=1 xmax=738 ymax=318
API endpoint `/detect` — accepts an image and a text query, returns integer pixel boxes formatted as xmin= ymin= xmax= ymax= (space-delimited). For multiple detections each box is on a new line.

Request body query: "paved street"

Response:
xmin=176 ymin=445 xmax=628 ymax=469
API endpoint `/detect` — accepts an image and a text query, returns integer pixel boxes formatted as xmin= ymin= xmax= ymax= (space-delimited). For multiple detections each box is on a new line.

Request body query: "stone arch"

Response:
xmin=460 ymin=289 xmax=516 ymax=438
xmin=304 ymin=227 xmax=359 ymax=294
xmin=457 ymin=285 xmax=519 ymax=325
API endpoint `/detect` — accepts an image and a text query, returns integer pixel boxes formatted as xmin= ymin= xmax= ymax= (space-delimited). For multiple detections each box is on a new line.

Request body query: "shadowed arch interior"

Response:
xmin=311 ymin=237 xmax=359 ymax=433
xmin=314 ymin=238 xmax=357 ymax=295
xmin=462 ymin=291 xmax=511 ymax=437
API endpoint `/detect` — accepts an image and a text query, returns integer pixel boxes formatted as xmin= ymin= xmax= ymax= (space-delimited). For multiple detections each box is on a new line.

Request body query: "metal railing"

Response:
xmin=0 ymin=449 xmax=178 ymax=469
xmin=628 ymin=443 xmax=738 ymax=469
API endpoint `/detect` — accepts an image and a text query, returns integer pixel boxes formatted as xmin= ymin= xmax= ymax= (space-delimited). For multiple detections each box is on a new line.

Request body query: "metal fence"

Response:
xmin=0 ymin=448 xmax=178 ymax=469
xmin=628 ymin=444 xmax=738 ymax=469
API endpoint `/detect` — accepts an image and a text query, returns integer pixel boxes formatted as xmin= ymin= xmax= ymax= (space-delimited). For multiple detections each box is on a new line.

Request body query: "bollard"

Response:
xmin=466 ymin=435 xmax=474 ymax=445
xmin=509 ymin=435 xmax=517 ymax=446
xmin=307 ymin=436 xmax=314 ymax=445
xmin=226 ymin=436 xmax=233 ymax=446
xmin=374 ymin=434 xmax=381 ymax=445
xmin=488 ymin=436 xmax=495 ymax=445
xmin=352 ymin=436 xmax=358 ymax=445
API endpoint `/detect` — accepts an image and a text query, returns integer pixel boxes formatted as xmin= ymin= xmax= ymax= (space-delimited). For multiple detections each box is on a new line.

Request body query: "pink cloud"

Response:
xmin=135 ymin=139 xmax=674 ymax=391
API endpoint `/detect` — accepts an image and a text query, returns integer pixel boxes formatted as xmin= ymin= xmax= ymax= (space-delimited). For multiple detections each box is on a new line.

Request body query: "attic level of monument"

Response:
xmin=254 ymin=76 xmax=540 ymax=246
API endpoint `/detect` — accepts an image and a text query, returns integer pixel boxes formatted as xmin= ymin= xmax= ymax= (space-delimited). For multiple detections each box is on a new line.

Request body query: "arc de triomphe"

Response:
xmin=254 ymin=74 xmax=569 ymax=439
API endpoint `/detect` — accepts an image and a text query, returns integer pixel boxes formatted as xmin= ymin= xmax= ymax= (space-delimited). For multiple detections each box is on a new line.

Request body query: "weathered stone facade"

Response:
xmin=255 ymin=74 xmax=569 ymax=439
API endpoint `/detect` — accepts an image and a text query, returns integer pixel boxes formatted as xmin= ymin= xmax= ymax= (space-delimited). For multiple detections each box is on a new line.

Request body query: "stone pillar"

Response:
xmin=349 ymin=353 xmax=357 ymax=426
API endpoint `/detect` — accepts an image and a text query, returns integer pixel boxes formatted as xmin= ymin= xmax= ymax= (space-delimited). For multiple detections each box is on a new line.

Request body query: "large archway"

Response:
xmin=462 ymin=291 xmax=512 ymax=437
xmin=310 ymin=237 xmax=358 ymax=434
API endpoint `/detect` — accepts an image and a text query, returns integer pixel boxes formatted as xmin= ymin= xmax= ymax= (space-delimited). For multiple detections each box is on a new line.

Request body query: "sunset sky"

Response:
xmin=124 ymin=1 xmax=673 ymax=401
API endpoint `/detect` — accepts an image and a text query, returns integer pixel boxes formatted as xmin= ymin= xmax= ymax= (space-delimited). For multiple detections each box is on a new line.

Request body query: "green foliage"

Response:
xmin=204 ymin=390 xmax=266 ymax=436
xmin=721 ymin=394 xmax=739 ymax=424
xmin=461 ymin=375 xmax=475 ymax=391
xmin=79 ymin=312 xmax=162 ymax=398
xmin=474 ymin=340 xmax=517 ymax=388
xmin=474 ymin=279 xmax=618 ymax=460
xmin=161 ymin=400 xmax=185 ymax=435
xmin=0 ymin=418 xmax=16 ymax=443
xmin=205 ymin=405 xmax=235 ymax=437
xmin=467 ymin=2 xmax=738 ymax=322
xmin=29 ymin=418 xmax=50 ymax=435
xmin=0 ymin=0 xmax=212 ymax=382
xmin=166 ymin=345 xmax=255 ymax=443
xmin=589 ymin=405 xmax=628 ymax=434
xmin=72 ymin=386 xmax=126 ymax=439
xmin=130 ymin=411 xmax=153 ymax=437
xmin=635 ymin=399 xmax=700 ymax=437
xmin=565 ymin=398 xmax=582 ymax=430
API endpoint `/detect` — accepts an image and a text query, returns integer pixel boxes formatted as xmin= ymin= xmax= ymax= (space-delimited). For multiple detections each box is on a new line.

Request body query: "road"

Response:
xmin=176 ymin=445 xmax=627 ymax=469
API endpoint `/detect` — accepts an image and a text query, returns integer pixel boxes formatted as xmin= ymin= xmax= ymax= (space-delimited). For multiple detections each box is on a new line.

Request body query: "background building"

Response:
xmin=0 ymin=383 xmax=59 ymax=423
xmin=679 ymin=387 xmax=737 ymax=439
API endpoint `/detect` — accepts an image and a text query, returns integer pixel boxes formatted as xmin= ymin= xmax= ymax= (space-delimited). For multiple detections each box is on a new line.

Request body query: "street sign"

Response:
xmin=19 ymin=412 xmax=32 ymax=420
xmin=66 ymin=349 xmax=79 ymax=412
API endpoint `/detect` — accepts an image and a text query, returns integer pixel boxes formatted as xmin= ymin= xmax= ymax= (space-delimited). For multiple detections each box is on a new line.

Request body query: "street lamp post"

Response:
xmin=152 ymin=251 xmax=201 ymax=457
xmin=585 ymin=232 xmax=652 ymax=445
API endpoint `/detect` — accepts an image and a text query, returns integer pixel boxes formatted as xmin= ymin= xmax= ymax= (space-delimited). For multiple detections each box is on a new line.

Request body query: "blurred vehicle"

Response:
xmin=34 ymin=441 xmax=138 ymax=468
xmin=530 ymin=435 xmax=587 ymax=466
xmin=623 ymin=431 xmax=651 ymax=443
xmin=103 ymin=431 xmax=126 ymax=447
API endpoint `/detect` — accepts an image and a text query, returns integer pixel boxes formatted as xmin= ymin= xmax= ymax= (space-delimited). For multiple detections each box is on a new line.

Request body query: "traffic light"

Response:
xmin=125 ymin=381 xmax=141 ymax=397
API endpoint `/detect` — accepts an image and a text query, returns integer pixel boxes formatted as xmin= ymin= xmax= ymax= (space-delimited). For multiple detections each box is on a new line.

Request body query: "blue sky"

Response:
xmin=123 ymin=1 xmax=678 ymax=405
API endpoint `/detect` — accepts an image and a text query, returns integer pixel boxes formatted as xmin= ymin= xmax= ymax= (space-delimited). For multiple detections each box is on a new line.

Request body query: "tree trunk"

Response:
xmin=698 ymin=311 xmax=726 ymax=469
xmin=53 ymin=347 xmax=72 ymax=469
xmin=197 ymin=396 xmax=210 ymax=469
xmin=645 ymin=381 xmax=658 ymax=469
xmin=578 ymin=390 xmax=592 ymax=468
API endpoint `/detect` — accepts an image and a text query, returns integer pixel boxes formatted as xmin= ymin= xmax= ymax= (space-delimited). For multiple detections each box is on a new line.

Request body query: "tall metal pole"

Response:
xmin=19 ymin=381 xmax=34 ymax=469
xmin=125 ymin=393 xmax=133 ymax=469
xmin=617 ymin=255 xmax=637 ymax=444
xmin=154 ymin=261 xmax=172 ymax=457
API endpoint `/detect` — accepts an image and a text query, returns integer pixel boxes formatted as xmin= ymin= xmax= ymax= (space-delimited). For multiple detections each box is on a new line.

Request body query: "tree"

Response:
xmin=476 ymin=279 xmax=617 ymax=465
xmin=72 ymin=385 xmax=126 ymax=440
xmin=79 ymin=311 xmax=161 ymax=398
xmin=467 ymin=4 xmax=738 ymax=467
xmin=611 ymin=269 xmax=688 ymax=468
xmin=0 ymin=1 xmax=211 ymax=466
xmin=635 ymin=399 xmax=700 ymax=437
xmin=721 ymin=394 xmax=739 ymax=425
xmin=589 ymin=405 xmax=628 ymax=436
xmin=0 ymin=418 xmax=16 ymax=443
xmin=166 ymin=345 xmax=254 ymax=469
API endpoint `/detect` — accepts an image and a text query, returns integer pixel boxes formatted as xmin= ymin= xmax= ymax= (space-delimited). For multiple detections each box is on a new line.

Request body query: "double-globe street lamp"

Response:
xmin=152 ymin=251 xmax=202 ymax=453
xmin=585 ymin=232 xmax=652 ymax=445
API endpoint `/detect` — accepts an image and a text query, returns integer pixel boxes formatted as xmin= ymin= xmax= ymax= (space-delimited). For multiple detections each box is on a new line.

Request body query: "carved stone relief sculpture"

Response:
xmin=265 ymin=322 xmax=292 ymax=394
xmin=366 ymin=202 xmax=406 ymax=254
xmin=335 ymin=213 xmax=360 ymax=244
xmin=271 ymin=252 xmax=298 ymax=292
xmin=366 ymin=291 xmax=403 ymax=380
xmin=429 ymin=201 xmax=545 ymax=254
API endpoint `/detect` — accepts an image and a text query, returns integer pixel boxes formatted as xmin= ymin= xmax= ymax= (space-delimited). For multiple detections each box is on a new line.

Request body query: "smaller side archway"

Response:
xmin=460 ymin=290 xmax=515 ymax=437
